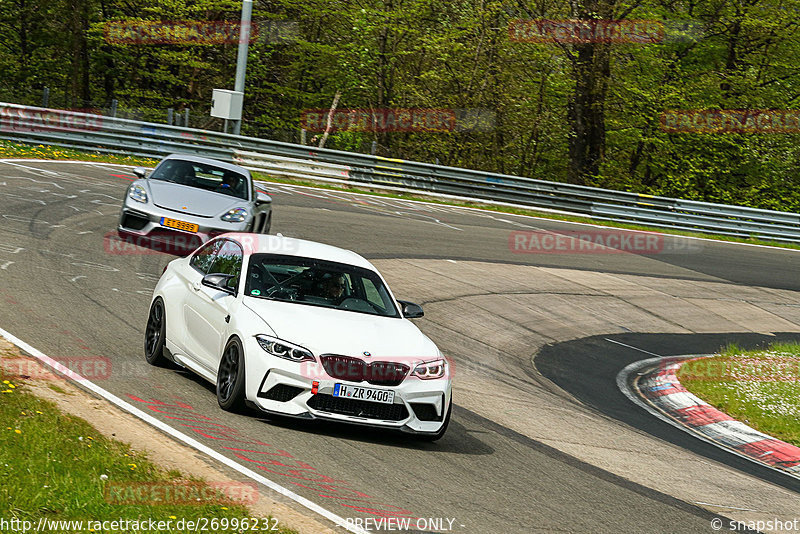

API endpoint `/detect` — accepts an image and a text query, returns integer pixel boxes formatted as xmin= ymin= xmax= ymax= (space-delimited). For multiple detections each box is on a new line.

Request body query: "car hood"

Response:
xmin=147 ymin=180 xmax=245 ymax=217
xmin=243 ymin=298 xmax=439 ymax=361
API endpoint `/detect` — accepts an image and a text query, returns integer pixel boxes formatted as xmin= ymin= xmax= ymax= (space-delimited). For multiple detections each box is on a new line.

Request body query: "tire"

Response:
xmin=417 ymin=397 xmax=452 ymax=442
xmin=144 ymin=298 xmax=168 ymax=366
xmin=217 ymin=337 xmax=246 ymax=412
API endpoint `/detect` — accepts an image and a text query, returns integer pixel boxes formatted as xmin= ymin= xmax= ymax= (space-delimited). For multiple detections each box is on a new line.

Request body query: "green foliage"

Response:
xmin=679 ymin=343 xmax=800 ymax=447
xmin=0 ymin=0 xmax=799 ymax=209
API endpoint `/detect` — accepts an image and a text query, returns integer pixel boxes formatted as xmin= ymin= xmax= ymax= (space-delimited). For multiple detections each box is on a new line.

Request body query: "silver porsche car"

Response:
xmin=117 ymin=154 xmax=272 ymax=253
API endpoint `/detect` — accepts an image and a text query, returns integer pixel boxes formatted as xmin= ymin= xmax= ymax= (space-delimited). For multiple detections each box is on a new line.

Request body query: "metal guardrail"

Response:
xmin=2 ymin=101 xmax=800 ymax=243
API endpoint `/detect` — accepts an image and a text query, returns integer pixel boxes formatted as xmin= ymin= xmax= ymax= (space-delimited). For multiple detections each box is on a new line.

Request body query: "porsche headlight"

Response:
xmin=221 ymin=207 xmax=248 ymax=222
xmin=128 ymin=184 xmax=148 ymax=203
xmin=256 ymin=335 xmax=314 ymax=362
xmin=412 ymin=359 xmax=446 ymax=380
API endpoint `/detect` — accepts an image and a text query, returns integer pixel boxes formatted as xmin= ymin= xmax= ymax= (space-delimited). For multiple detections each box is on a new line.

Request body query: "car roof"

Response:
xmin=218 ymin=234 xmax=377 ymax=271
xmin=160 ymin=153 xmax=251 ymax=178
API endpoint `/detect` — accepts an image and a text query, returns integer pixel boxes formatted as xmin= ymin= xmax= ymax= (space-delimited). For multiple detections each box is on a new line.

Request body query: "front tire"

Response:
xmin=144 ymin=298 xmax=168 ymax=366
xmin=217 ymin=337 xmax=246 ymax=412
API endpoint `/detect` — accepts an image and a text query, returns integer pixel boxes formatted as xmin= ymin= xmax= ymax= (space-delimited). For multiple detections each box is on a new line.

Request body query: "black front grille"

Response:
xmin=410 ymin=402 xmax=444 ymax=422
xmin=320 ymin=354 xmax=409 ymax=386
xmin=121 ymin=212 xmax=149 ymax=230
xmin=260 ymin=384 xmax=304 ymax=402
xmin=307 ymin=394 xmax=409 ymax=421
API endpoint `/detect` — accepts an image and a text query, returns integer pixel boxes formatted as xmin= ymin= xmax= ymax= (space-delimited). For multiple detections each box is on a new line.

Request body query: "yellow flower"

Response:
xmin=1 ymin=390 xmax=12 ymax=394
xmin=14 ymin=429 xmax=21 ymax=434
xmin=169 ymin=516 xmax=176 ymax=519
xmin=127 ymin=463 xmax=137 ymax=470
xmin=8 ymin=384 xmax=15 ymax=389
xmin=2 ymin=380 xmax=9 ymax=384
xmin=221 ymin=506 xmax=228 ymax=510
xmin=36 ymin=411 xmax=43 ymax=415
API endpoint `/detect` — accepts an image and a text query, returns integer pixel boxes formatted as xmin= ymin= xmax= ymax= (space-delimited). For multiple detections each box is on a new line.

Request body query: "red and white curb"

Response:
xmin=617 ymin=356 xmax=800 ymax=479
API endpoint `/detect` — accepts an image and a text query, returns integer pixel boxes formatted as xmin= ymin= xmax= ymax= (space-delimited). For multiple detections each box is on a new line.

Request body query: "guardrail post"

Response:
xmin=300 ymin=128 xmax=306 ymax=145
xmin=371 ymin=140 xmax=377 ymax=155
xmin=184 ymin=108 xmax=190 ymax=128
xmin=167 ymin=108 xmax=174 ymax=126
xmin=42 ymin=87 xmax=49 ymax=108
xmin=110 ymin=99 xmax=118 ymax=118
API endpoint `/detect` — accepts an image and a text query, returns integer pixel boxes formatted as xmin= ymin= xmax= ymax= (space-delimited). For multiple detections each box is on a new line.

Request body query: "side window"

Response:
xmin=362 ymin=278 xmax=388 ymax=312
xmin=190 ymin=240 xmax=223 ymax=274
xmin=209 ymin=240 xmax=244 ymax=290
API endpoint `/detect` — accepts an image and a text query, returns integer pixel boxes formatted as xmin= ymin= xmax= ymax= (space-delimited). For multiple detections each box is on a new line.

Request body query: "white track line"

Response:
xmin=0 ymin=326 xmax=369 ymax=534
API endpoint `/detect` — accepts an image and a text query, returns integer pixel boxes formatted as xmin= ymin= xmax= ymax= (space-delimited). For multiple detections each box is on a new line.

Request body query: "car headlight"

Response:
xmin=256 ymin=335 xmax=314 ymax=362
xmin=221 ymin=207 xmax=248 ymax=222
xmin=128 ymin=184 xmax=148 ymax=203
xmin=412 ymin=359 xmax=446 ymax=380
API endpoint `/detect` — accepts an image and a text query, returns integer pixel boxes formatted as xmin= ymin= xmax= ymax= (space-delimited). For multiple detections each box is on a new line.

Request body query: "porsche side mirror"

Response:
xmin=133 ymin=167 xmax=148 ymax=179
xmin=256 ymin=190 xmax=272 ymax=206
xmin=398 ymin=300 xmax=424 ymax=319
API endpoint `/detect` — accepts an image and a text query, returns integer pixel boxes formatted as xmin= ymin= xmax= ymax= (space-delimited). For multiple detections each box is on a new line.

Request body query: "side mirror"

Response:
xmin=256 ymin=190 xmax=272 ymax=206
xmin=133 ymin=167 xmax=148 ymax=179
xmin=398 ymin=300 xmax=424 ymax=319
xmin=202 ymin=273 xmax=236 ymax=294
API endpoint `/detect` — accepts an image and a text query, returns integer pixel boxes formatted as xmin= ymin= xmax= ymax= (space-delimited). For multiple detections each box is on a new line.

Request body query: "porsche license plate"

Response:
xmin=333 ymin=383 xmax=394 ymax=404
xmin=160 ymin=217 xmax=199 ymax=233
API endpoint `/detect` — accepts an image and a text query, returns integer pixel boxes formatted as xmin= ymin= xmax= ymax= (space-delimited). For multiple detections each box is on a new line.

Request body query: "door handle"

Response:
xmin=192 ymin=281 xmax=202 ymax=292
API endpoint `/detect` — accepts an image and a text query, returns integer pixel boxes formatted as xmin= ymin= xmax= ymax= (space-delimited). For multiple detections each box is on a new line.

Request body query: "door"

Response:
xmin=183 ymin=239 xmax=243 ymax=372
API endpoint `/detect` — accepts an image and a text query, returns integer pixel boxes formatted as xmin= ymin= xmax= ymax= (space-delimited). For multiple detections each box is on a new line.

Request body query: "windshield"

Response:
xmin=245 ymin=254 xmax=400 ymax=318
xmin=149 ymin=159 xmax=249 ymax=201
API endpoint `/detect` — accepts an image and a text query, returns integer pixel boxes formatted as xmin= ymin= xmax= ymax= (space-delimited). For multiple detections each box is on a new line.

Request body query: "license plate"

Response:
xmin=160 ymin=217 xmax=199 ymax=233
xmin=333 ymin=383 xmax=395 ymax=404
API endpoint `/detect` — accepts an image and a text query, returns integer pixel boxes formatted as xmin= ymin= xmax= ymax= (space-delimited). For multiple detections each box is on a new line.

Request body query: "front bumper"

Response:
xmin=243 ymin=337 xmax=451 ymax=435
xmin=118 ymin=202 xmax=249 ymax=249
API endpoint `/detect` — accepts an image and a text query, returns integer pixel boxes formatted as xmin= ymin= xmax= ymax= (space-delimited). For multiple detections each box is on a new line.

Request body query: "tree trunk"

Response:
xmin=567 ymin=0 xmax=615 ymax=185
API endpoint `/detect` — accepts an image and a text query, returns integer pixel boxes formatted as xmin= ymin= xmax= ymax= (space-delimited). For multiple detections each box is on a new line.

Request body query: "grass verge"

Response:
xmin=0 ymin=140 xmax=158 ymax=167
xmin=1 ymin=139 xmax=798 ymax=251
xmin=678 ymin=342 xmax=800 ymax=447
xmin=0 ymin=351 xmax=296 ymax=534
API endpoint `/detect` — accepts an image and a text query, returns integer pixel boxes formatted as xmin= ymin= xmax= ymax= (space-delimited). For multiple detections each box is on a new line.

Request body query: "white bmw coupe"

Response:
xmin=145 ymin=233 xmax=452 ymax=440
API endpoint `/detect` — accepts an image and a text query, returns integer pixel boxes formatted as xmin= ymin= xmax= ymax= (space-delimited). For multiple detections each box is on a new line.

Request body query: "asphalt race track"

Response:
xmin=2 ymin=160 xmax=799 ymax=533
